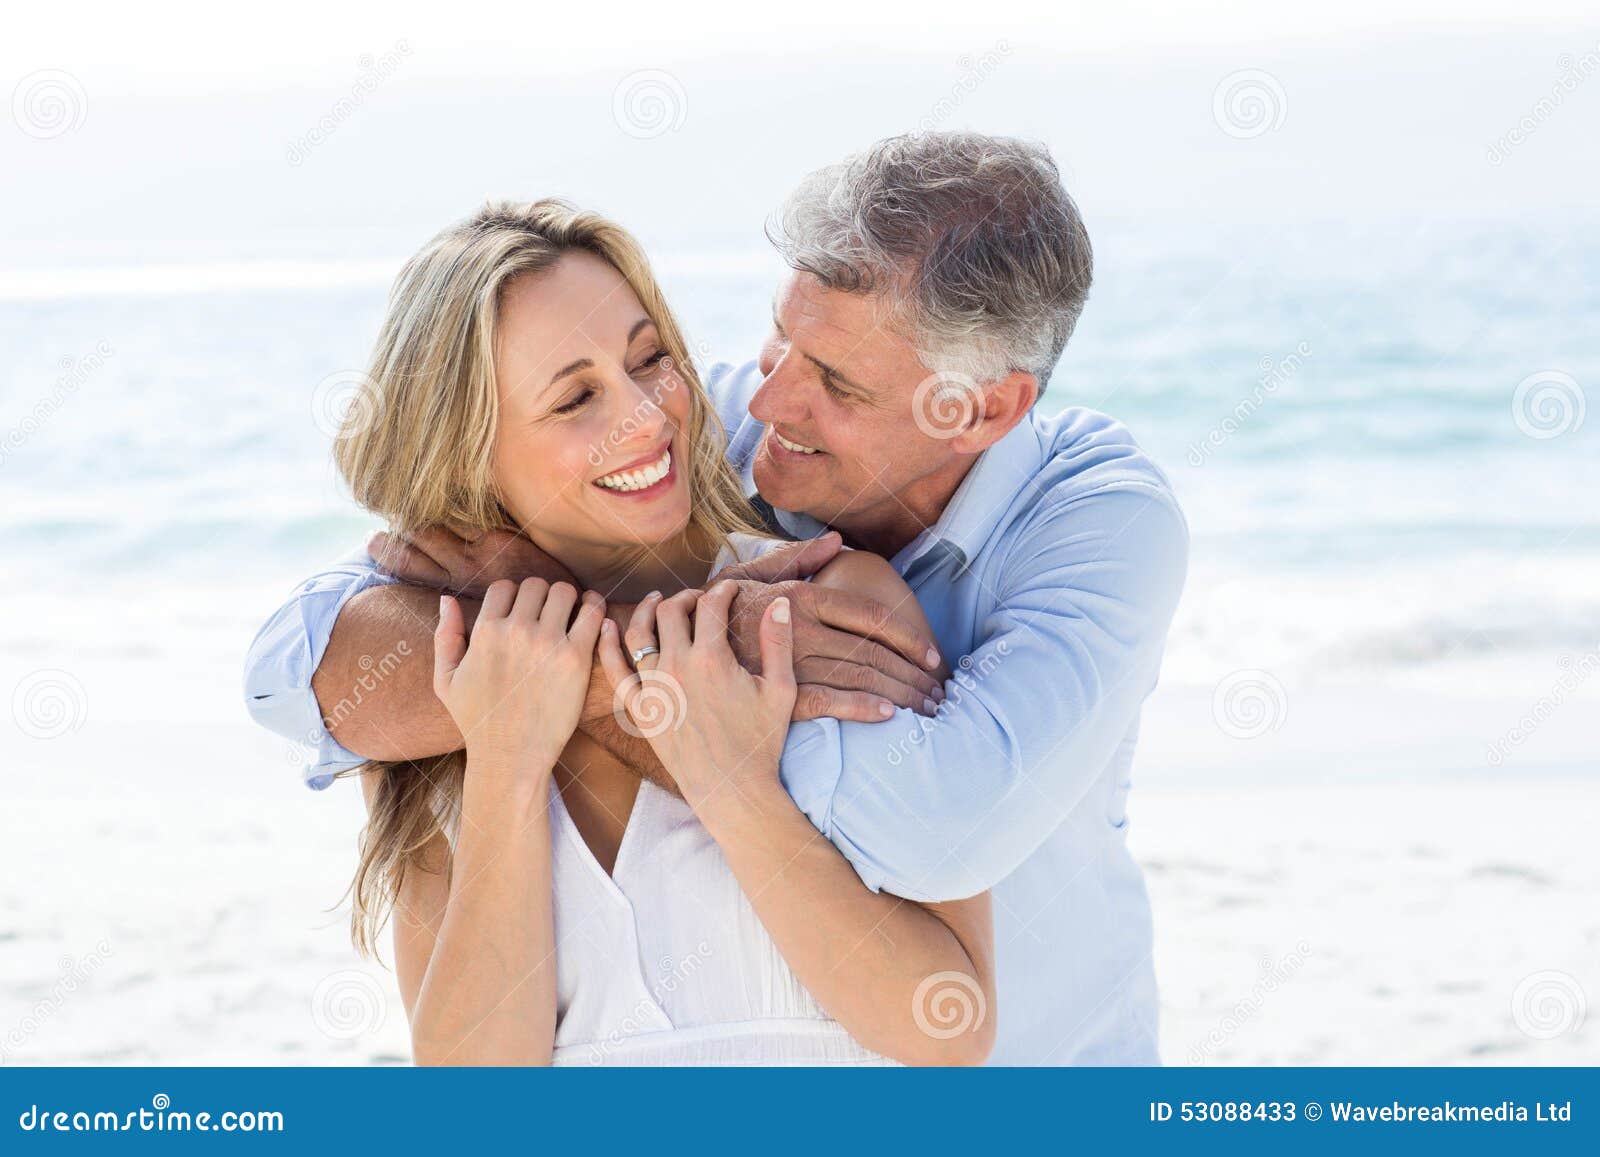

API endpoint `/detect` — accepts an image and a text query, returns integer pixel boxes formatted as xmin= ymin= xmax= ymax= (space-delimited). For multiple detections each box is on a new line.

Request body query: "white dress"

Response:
xmin=546 ymin=533 xmax=896 ymax=1066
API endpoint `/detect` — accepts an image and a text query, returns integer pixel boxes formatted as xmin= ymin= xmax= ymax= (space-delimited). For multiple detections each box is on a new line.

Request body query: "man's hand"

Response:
xmin=368 ymin=526 xmax=576 ymax=597
xmin=720 ymin=534 xmax=946 ymax=722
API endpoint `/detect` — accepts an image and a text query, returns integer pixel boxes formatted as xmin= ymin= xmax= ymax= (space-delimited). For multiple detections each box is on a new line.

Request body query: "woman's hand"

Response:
xmin=434 ymin=577 xmax=606 ymax=772
xmin=598 ymin=580 xmax=796 ymax=815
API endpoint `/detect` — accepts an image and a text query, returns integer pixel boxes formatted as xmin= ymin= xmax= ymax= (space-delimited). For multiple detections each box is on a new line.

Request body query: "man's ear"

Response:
xmin=950 ymin=370 xmax=1038 ymax=455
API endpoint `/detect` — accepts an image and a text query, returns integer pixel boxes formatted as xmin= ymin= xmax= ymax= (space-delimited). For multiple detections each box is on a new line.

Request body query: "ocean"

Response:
xmin=2 ymin=215 xmax=1595 ymax=739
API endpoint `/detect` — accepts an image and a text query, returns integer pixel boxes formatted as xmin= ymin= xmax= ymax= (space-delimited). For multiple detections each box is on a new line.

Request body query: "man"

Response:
xmin=245 ymin=131 xmax=1187 ymax=1065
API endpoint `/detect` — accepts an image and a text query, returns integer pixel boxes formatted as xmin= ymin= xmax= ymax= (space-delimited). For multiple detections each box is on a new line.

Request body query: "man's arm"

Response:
xmin=773 ymin=486 xmax=1190 ymax=902
xmin=242 ymin=532 xmax=942 ymax=790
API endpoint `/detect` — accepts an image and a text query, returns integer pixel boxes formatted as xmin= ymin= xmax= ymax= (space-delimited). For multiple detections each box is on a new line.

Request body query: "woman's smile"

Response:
xmin=592 ymin=440 xmax=677 ymax=497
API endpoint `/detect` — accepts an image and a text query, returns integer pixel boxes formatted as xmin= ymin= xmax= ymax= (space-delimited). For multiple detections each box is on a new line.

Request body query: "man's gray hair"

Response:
xmin=768 ymin=131 xmax=1092 ymax=389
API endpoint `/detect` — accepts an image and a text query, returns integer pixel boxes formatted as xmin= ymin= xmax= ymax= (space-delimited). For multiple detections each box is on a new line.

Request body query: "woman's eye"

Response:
xmin=632 ymin=350 xmax=668 ymax=375
xmin=553 ymin=387 xmax=594 ymax=415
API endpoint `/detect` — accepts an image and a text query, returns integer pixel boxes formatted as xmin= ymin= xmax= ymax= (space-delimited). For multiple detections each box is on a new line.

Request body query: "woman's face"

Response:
xmin=489 ymin=251 xmax=695 ymax=559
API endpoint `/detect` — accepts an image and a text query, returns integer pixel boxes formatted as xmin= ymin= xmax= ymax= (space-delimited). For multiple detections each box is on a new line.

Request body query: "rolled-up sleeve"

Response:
xmin=777 ymin=485 xmax=1189 ymax=901
xmin=242 ymin=549 xmax=397 ymax=789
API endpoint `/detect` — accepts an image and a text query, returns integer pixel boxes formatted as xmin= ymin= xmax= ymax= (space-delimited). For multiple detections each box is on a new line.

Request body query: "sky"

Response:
xmin=4 ymin=2 xmax=1598 ymax=262
xmin=6 ymin=0 xmax=1599 ymax=90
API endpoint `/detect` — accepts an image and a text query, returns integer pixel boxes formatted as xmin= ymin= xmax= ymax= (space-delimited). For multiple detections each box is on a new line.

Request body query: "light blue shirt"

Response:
xmin=243 ymin=359 xmax=1188 ymax=1065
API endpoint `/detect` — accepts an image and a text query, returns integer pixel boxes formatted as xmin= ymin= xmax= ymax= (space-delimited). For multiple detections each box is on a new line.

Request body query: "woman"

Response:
xmin=338 ymin=200 xmax=993 ymax=1066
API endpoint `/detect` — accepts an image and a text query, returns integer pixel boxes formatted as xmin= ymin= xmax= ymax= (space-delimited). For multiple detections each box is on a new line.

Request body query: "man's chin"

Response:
xmin=751 ymin=453 xmax=811 ymax=516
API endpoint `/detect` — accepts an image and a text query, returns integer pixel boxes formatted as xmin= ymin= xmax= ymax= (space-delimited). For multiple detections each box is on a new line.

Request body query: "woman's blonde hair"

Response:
xmin=337 ymin=199 xmax=762 ymax=956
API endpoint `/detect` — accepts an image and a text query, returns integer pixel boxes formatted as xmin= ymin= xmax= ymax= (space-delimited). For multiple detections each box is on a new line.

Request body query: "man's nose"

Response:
xmin=750 ymin=354 xmax=809 ymax=426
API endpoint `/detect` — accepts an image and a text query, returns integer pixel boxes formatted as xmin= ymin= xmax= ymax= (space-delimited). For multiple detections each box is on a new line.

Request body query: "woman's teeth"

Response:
xmin=773 ymin=430 xmax=820 ymax=454
xmin=594 ymin=448 xmax=672 ymax=492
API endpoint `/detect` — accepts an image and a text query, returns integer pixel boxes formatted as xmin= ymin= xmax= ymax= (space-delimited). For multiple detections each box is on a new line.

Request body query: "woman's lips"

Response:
xmin=592 ymin=445 xmax=677 ymax=498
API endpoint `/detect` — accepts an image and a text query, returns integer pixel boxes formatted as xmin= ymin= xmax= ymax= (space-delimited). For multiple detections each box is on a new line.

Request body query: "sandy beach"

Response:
xmin=4 ymin=675 xmax=1594 ymax=1066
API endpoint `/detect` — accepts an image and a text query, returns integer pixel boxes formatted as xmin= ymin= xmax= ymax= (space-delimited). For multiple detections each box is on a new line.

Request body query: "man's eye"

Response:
xmin=553 ymin=386 xmax=594 ymax=415
xmin=821 ymin=373 xmax=850 ymax=401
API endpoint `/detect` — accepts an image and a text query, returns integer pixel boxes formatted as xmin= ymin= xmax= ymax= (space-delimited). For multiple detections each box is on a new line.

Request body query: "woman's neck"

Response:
xmin=541 ymin=531 xmax=714 ymax=604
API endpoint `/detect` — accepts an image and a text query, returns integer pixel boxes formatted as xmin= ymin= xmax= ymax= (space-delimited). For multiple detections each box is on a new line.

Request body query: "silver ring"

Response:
xmin=630 ymin=644 xmax=660 ymax=665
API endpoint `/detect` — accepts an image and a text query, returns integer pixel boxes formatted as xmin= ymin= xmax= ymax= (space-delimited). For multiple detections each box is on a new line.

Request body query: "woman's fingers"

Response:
xmin=433 ymin=594 xmax=468 ymax=694
xmin=692 ymin=580 xmax=737 ymax=653
xmin=625 ymin=592 xmax=663 ymax=668
xmin=569 ymin=590 xmax=606 ymax=652
xmin=597 ymin=619 xmax=633 ymax=693
xmin=535 ymin=580 xmax=576 ymax=629
xmin=509 ymin=576 xmax=550 ymax=623
xmin=656 ymin=589 xmax=697 ymax=654
xmin=759 ymin=596 xmax=796 ymax=703
xmin=480 ymin=577 xmax=518 ymax=620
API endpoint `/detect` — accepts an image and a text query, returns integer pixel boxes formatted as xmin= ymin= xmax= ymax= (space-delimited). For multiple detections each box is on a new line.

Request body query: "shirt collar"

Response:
xmin=747 ymin=414 xmax=1046 ymax=575
xmin=894 ymin=415 xmax=1045 ymax=575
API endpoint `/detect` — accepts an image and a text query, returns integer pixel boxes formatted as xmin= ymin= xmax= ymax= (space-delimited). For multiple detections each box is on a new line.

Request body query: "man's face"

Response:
xmin=751 ymin=272 xmax=968 ymax=539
